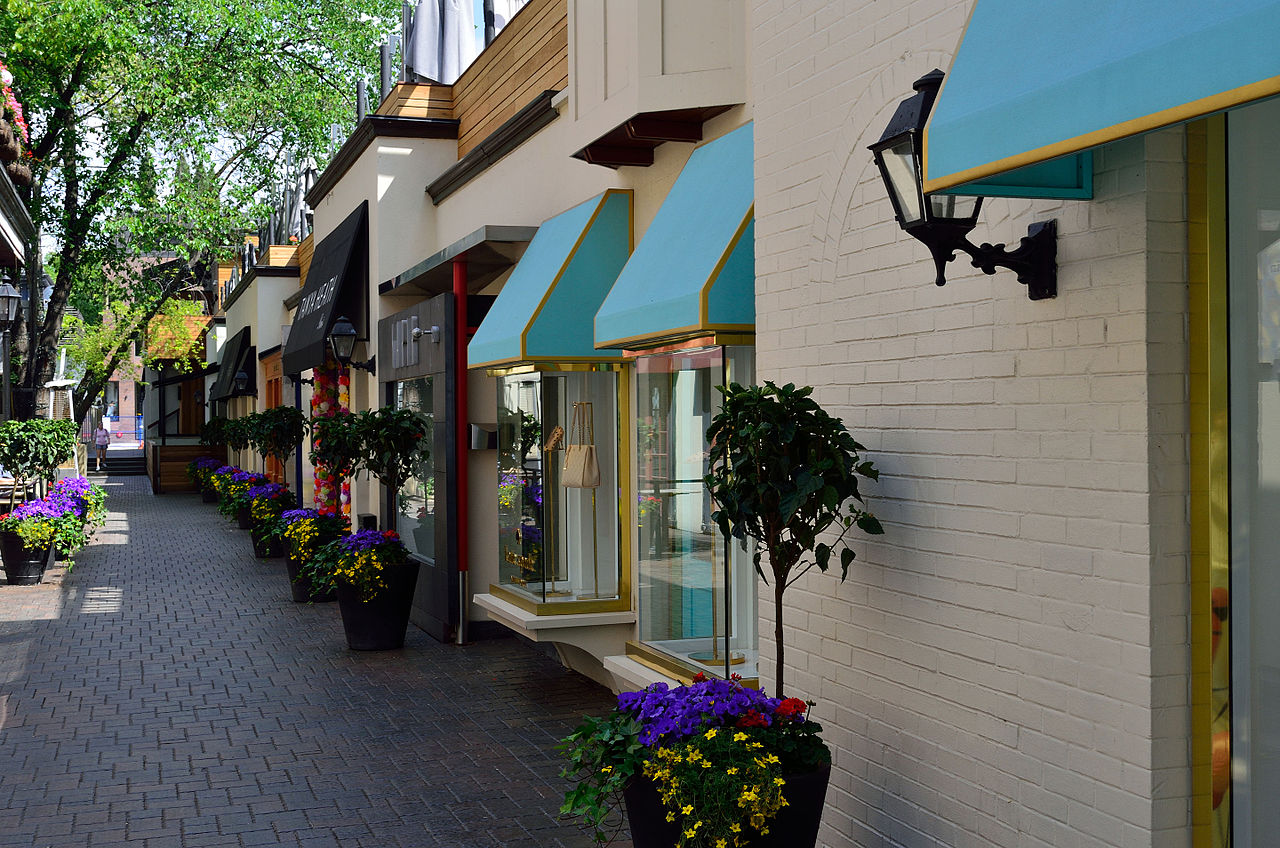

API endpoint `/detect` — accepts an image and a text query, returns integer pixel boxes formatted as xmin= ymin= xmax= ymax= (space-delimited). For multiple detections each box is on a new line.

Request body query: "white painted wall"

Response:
xmin=751 ymin=1 xmax=1190 ymax=846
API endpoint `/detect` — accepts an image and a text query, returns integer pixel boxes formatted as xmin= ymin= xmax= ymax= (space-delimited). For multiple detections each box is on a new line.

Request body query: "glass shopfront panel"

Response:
xmin=393 ymin=377 xmax=437 ymax=560
xmin=496 ymin=370 xmax=621 ymax=604
xmin=1226 ymin=98 xmax=1280 ymax=848
xmin=635 ymin=345 xmax=757 ymax=679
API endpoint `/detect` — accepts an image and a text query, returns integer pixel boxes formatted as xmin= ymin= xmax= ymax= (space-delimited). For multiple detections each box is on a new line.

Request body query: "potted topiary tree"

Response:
xmin=305 ymin=407 xmax=430 ymax=650
xmin=705 ymin=381 xmax=884 ymax=696
xmin=355 ymin=407 xmax=429 ymax=533
xmin=0 ymin=420 xmax=79 ymax=581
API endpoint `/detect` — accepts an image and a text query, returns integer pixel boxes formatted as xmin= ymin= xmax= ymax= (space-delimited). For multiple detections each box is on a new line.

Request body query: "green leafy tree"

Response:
xmin=705 ymin=382 xmax=884 ymax=695
xmin=0 ymin=0 xmax=397 ymax=420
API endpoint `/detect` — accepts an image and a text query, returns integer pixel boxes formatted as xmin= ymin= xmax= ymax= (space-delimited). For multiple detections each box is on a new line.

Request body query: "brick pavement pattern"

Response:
xmin=0 ymin=476 xmax=621 ymax=847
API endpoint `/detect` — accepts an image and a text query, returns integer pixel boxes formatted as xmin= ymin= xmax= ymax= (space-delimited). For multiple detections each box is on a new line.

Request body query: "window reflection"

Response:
xmin=393 ymin=377 xmax=436 ymax=560
xmin=635 ymin=346 xmax=757 ymax=679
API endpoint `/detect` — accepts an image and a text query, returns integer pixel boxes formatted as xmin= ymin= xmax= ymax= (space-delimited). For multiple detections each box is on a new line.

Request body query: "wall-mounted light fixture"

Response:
xmin=329 ymin=315 xmax=376 ymax=375
xmin=869 ymin=69 xmax=1057 ymax=301
xmin=411 ymin=325 xmax=441 ymax=344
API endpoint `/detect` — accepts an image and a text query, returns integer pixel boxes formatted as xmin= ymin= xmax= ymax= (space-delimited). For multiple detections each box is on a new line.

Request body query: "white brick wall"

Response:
xmin=751 ymin=2 xmax=1190 ymax=846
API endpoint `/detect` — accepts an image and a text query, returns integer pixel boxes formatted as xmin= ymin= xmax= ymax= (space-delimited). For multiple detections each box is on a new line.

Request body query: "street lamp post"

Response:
xmin=0 ymin=279 xmax=22 ymax=421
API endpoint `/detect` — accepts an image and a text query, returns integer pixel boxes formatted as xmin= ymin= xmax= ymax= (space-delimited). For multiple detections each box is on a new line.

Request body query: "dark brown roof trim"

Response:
xmin=307 ymin=114 xmax=460 ymax=207
xmin=426 ymin=90 xmax=559 ymax=204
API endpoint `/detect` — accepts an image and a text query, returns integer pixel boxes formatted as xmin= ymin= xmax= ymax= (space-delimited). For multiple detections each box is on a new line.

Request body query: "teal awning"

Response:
xmin=468 ymin=190 xmax=631 ymax=369
xmin=924 ymin=0 xmax=1280 ymax=195
xmin=595 ymin=123 xmax=754 ymax=350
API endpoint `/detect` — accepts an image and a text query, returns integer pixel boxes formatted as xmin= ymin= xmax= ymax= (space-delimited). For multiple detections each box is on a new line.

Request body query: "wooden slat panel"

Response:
xmin=297 ymin=232 xmax=314 ymax=288
xmin=262 ymin=245 xmax=299 ymax=266
xmin=453 ymin=0 xmax=567 ymax=157
xmin=377 ymin=83 xmax=454 ymax=118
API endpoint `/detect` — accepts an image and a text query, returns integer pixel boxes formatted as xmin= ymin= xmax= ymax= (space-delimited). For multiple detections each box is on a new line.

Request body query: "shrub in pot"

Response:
xmin=217 ymin=469 xmax=265 ymax=529
xmin=561 ymin=674 xmax=832 ymax=848
xmin=186 ymin=456 xmax=223 ymax=501
xmin=246 ymin=482 xmax=291 ymax=558
xmin=300 ymin=529 xmax=417 ymax=650
xmin=278 ymin=508 xmax=348 ymax=602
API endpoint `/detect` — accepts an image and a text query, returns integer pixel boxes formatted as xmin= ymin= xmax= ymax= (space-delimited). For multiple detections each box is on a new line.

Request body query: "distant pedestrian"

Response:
xmin=93 ymin=425 xmax=109 ymax=471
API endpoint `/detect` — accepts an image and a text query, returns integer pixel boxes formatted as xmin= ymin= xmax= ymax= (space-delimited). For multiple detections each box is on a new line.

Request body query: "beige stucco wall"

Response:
xmin=751 ymin=2 xmax=1190 ymax=847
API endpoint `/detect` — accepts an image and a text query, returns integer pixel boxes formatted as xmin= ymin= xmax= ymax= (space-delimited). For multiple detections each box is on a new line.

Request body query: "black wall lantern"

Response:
xmin=328 ymin=315 xmax=376 ymax=375
xmin=869 ymin=69 xmax=1057 ymax=301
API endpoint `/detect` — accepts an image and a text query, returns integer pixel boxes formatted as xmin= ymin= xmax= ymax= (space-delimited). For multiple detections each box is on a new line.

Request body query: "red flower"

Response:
xmin=775 ymin=698 xmax=808 ymax=719
xmin=735 ymin=710 xmax=769 ymax=728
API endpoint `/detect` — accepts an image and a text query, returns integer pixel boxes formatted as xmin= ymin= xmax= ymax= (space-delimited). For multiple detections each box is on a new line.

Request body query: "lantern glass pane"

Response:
xmin=882 ymin=138 xmax=924 ymax=224
xmin=929 ymin=193 xmax=980 ymax=221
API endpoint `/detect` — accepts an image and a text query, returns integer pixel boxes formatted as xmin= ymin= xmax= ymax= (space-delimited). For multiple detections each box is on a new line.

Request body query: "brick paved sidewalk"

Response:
xmin=0 ymin=476 xmax=622 ymax=847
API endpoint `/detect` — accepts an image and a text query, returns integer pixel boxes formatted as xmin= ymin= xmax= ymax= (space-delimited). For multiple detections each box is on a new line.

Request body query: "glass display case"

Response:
xmin=494 ymin=366 xmax=627 ymax=610
xmin=634 ymin=345 xmax=758 ymax=679
xmin=392 ymin=377 xmax=437 ymax=560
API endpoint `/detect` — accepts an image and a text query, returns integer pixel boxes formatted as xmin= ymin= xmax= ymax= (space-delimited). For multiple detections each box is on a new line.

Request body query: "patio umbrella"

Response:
xmin=405 ymin=0 xmax=477 ymax=84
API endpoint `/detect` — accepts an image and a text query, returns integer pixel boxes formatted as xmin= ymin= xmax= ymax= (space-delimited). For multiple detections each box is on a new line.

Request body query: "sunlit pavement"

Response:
xmin=0 ymin=476 xmax=618 ymax=847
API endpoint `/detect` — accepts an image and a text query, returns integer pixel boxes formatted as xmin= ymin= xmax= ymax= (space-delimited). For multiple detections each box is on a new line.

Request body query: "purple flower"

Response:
xmin=339 ymin=528 xmax=406 ymax=554
xmin=616 ymin=678 xmax=786 ymax=747
xmin=246 ymin=483 xmax=290 ymax=501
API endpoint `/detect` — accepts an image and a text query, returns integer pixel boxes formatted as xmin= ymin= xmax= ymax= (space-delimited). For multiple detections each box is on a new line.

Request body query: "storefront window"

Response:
xmin=496 ymin=369 xmax=622 ymax=605
xmin=393 ymin=377 xmax=436 ymax=560
xmin=1224 ymin=98 xmax=1280 ymax=847
xmin=635 ymin=345 xmax=757 ymax=679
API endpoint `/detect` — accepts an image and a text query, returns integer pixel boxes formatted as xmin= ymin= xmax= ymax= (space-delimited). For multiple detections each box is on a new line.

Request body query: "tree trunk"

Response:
xmin=773 ymin=573 xmax=786 ymax=697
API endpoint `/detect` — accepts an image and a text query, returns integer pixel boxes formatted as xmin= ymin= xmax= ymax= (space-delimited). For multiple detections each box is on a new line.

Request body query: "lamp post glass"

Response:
xmin=328 ymin=316 xmax=357 ymax=365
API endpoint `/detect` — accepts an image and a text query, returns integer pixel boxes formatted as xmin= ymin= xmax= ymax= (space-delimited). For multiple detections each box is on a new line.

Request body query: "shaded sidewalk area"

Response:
xmin=0 ymin=476 xmax=617 ymax=847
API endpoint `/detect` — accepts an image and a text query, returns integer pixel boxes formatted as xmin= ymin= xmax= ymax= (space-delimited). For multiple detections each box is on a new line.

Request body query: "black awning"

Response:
xmin=209 ymin=327 xmax=253 ymax=401
xmin=282 ymin=201 xmax=368 ymax=376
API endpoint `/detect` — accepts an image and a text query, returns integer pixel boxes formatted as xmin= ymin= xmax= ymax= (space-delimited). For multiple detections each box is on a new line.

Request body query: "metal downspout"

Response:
xmin=454 ymin=256 xmax=469 ymax=645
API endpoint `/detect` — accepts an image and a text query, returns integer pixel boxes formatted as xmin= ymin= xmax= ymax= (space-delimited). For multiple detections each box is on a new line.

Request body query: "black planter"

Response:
xmin=623 ymin=764 xmax=831 ymax=848
xmin=236 ymin=506 xmax=252 ymax=530
xmin=251 ymin=532 xmax=283 ymax=559
xmin=286 ymin=553 xmax=336 ymax=603
xmin=335 ymin=560 xmax=420 ymax=650
xmin=201 ymin=488 xmax=218 ymax=503
xmin=1 ymin=530 xmax=51 ymax=585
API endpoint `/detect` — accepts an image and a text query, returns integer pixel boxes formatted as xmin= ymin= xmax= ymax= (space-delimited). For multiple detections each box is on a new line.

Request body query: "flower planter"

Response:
xmin=236 ymin=505 xmax=252 ymax=530
xmin=0 ymin=530 xmax=51 ymax=585
xmin=285 ymin=553 xmax=336 ymax=603
xmin=251 ymin=532 xmax=283 ymax=559
xmin=334 ymin=560 xmax=420 ymax=650
xmin=623 ymin=764 xmax=831 ymax=848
